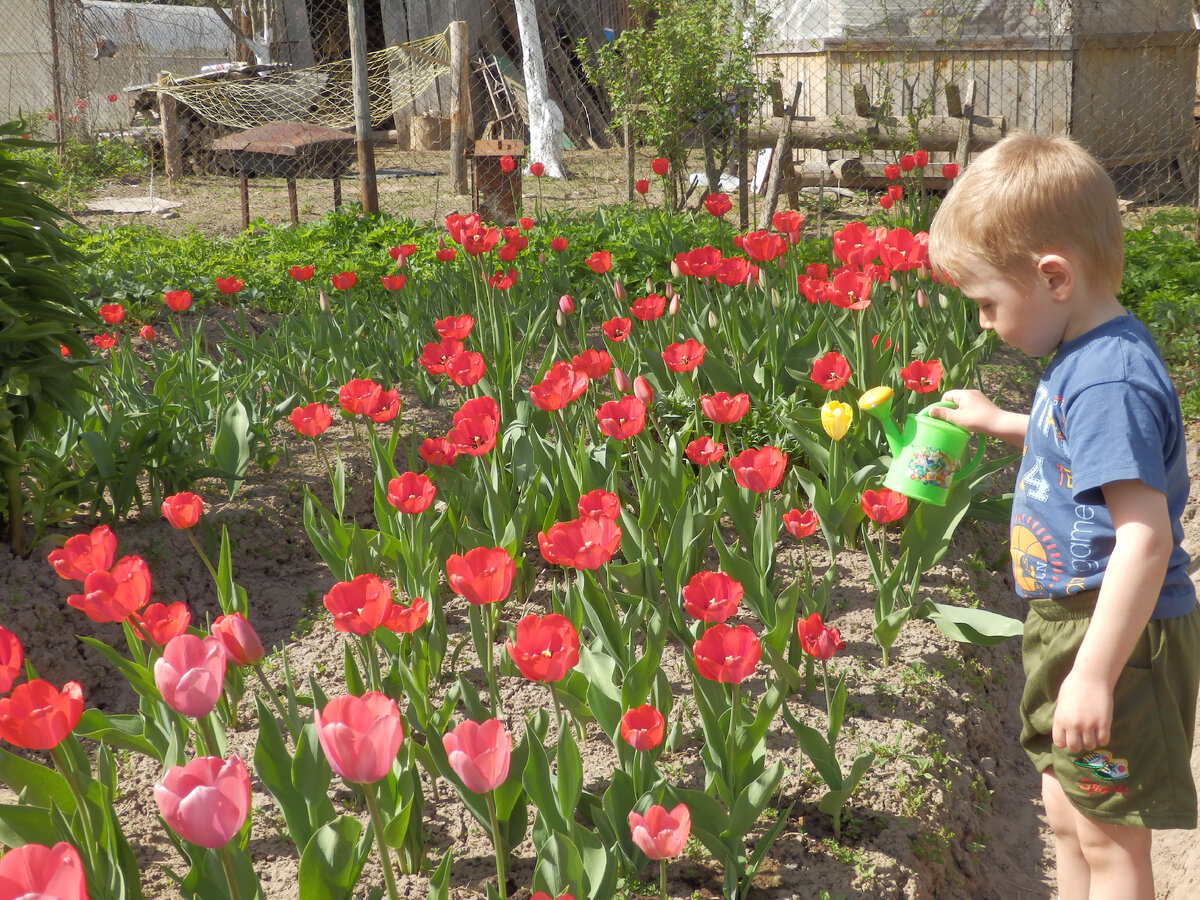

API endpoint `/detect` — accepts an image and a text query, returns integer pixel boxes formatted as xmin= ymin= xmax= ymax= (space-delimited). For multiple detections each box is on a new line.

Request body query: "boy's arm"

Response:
xmin=1051 ymin=478 xmax=1173 ymax=753
xmin=927 ymin=389 xmax=1028 ymax=447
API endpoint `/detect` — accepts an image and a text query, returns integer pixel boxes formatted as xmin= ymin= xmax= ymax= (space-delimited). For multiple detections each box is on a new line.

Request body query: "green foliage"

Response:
xmin=14 ymin=136 xmax=149 ymax=210
xmin=580 ymin=0 xmax=776 ymax=207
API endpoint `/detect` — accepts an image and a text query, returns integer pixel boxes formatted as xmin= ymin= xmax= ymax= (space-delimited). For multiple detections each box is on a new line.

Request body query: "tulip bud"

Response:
xmin=394 ymin=255 xmax=406 ymax=270
xmin=318 ymin=288 xmax=331 ymax=312
xmin=645 ymin=277 xmax=654 ymax=293
xmin=916 ymin=289 xmax=929 ymax=309
xmin=668 ymin=294 xmax=680 ymax=315
xmin=558 ymin=294 xmax=574 ymax=315
xmin=664 ymin=281 xmax=675 ymax=299
xmin=889 ymin=276 xmax=900 ymax=293
xmin=770 ymin=290 xmax=782 ymax=310
xmin=140 ymin=325 xmax=156 ymax=341
xmin=634 ymin=376 xmax=654 ymax=405
xmin=555 ymin=310 xmax=566 ymax=328
xmin=939 ymin=293 xmax=950 ymax=309
xmin=613 ymin=278 xmax=626 ymax=301
xmin=708 ymin=310 xmax=720 ymax=328
xmin=612 ymin=367 xmax=632 ymax=393
xmin=670 ymin=260 xmax=681 ymax=278
xmin=538 ymin=251 xmax=546 ymax=265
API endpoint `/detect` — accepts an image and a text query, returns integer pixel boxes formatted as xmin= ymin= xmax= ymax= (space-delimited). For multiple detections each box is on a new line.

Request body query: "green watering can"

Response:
xmin=858 ymin=386 xmax=985 ymax=506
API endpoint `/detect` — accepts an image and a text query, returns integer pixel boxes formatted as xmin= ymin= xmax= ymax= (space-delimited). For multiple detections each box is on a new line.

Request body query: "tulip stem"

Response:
xmin=485 ymin=791 xmax=508 ymax=900
xmin=186 ymin=529 xmax=218 ymax=585
xmin=252 ymin=663 xmax=294 ymax=743
xmin=50 ymin=744 xmax=99 ymax=871
xmin=659 ymin=857 xmax=669 ymax=900
xmin=726 ymin=683 xmax=741 ymax=804
xmin=199 ymin=712 xmax=224 ymax=757
xmin=484 ymin=603 xmax=503 ymax=716
xmin=820 ymin=660 xmax=832 ymax=714
xmin=218 ymin=843 xmax=246 ymax=900
xmin=364 ymin=783 xmax=402 ymax=900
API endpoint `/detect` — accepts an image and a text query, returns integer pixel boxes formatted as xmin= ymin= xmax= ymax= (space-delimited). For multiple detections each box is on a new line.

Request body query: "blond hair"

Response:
xmin=929 ymin=133 xmax=1123 ymax=293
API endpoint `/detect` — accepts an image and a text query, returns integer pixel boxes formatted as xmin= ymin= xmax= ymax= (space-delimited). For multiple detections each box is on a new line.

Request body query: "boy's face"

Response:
xmin=951 ymin=254 xmax=1070 ymax=357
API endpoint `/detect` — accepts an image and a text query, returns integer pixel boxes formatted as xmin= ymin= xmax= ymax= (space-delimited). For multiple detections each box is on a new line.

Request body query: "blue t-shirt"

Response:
xmin=1009 ymin=314 xmax=1195 ymax=618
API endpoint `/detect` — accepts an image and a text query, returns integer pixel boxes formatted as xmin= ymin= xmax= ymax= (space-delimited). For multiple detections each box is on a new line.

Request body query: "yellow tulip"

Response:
xmin=821 ymin=401 xmax=853 ymax=441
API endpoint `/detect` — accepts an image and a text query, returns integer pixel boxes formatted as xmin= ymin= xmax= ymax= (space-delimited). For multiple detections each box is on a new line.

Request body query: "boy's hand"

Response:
xmin=1052 ymin=669 xmax=1112 ymax=752
xmin=927 ymin=389 xmax=1028 ymax=447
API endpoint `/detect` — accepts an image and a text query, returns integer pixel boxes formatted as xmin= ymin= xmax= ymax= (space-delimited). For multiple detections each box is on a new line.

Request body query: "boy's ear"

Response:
xmin=1036 ymin=253 xmax=1072 ymax=299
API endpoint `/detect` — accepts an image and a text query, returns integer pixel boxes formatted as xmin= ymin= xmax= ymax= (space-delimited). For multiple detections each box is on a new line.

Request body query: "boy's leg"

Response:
xmin=1042 ymin=769 xmax=1089 ymax=900
xmin=1070 ymin=803 xmax=1152 ymax=900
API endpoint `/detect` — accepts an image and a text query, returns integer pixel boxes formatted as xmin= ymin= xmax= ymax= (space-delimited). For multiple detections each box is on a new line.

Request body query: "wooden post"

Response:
xmin=759 ymin=81 xmax=803 ymax=230
xmin=955 ymin=80 xmax=976 ymax=174
xmin=239 ymin=173 xmax=250 ymax=230
xmin=449 ymin=20 xmax=471 ymax=195
xmin=348 ymin=0 xmax=378 ymax=214
xmin=737 ymin=90 xmax=749 ymax=231
xmin=624 ymin=118 xmax=634 ymax=202
xmin=158 ymin=81 xmax=184 ymax=182
xmin=46 ymin=0 xmax=64 ymax=153
xmin=287 ymin=177 xmax=299 ymax=225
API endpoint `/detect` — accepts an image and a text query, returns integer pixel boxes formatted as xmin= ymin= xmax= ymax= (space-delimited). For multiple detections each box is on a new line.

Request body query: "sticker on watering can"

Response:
xmin=906 ymin=447 xmax=956 ymax=488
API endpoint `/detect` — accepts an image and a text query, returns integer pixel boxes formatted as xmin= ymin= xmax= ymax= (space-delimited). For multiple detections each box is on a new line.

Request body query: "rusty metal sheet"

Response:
xmin=212 ymin=121 xmax=355 ymax=156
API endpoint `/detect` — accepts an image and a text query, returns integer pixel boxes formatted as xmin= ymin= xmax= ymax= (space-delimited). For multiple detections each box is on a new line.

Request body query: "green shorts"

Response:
xmin=1019 ymin=591 xmax=1200 ymax=829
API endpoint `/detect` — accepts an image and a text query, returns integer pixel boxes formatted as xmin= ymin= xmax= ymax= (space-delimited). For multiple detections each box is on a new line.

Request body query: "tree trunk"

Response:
xmin=514 ymin=0 xmax=565 ymax=178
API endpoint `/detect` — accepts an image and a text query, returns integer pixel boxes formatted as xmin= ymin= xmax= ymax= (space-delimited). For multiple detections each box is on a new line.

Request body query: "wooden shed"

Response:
xmin=757 ymin=0 xmax=1199 ymax=186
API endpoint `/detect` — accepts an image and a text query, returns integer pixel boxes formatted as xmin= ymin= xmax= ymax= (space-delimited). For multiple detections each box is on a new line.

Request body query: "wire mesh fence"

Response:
xmin=1 ymin=0 xmax=1196 ymax=228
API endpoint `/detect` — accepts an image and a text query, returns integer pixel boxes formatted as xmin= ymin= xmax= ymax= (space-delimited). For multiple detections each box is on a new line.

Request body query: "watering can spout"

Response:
xmin=858 ymin=386 xmax=902 ymax=454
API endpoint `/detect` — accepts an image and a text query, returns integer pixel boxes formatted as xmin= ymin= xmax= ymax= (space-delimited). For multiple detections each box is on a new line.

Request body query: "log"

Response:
xmin=750 ymin=114 xmax=1005 ymax=153
xmin=788 ymin=159 xmax=956 ymax=191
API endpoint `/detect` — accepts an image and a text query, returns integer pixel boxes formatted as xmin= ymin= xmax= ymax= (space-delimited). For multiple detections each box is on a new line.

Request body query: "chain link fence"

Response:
xmin=2 ymin=1 xmax=1197 ymax=227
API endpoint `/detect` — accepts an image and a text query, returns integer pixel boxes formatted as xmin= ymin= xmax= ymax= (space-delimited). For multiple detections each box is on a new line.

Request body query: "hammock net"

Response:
xmin=148 ymin=32 xmax=450 ymax=130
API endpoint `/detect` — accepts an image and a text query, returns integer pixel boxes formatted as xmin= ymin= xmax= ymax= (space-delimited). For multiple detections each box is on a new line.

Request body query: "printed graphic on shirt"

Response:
xmin=1073 ymin=749 xmax=1130 ymax=782
xmin=1017 ymin=455 xmax=1051 ymax=502
xmin=1010 ymin=515 xmax=1062 ymax=595
xmin=1029 ymin=385 xmax=1067 ymax=450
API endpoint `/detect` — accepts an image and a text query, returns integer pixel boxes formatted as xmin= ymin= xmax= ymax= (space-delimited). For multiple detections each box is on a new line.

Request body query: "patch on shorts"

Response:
xmin=1072 ymin=749 xmax=1130 ymax=782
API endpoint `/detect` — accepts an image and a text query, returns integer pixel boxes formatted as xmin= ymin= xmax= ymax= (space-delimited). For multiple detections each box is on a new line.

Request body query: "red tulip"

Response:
xmin=650 ymin=157 xmax=669 ymax=176
xmin=913 ymin=149 xmax=929 ymax=167
xmin=899 ymin=154 xmax=916 ymax=172
xmin=316 ymin=692 xmax=403 ymax=783
xmin=48 ymin=524 xmax=116 ymax=581
xmin=831 ymin=222 xmax=880 ymax=267
xmin=420 ymin=337 xmax=464 ymax=376
xmin=215 ymin=276 xmax=243 ymax=295
xmin=633 ymin=376 xmax=654 ymax=405
xmin=499 ymin=155 xmax=515 ymax=173
xmin=446 ymin=351 xmax=486 ymax=386
xmin=154 ymin=634 xmax=226 ymax=718
xmin=861 ymin=488 xmax=908 ymax=523
xmin=529 ymin=361 xmax=588 ymax=412
xmin=99 ymin=303 xmax=125 ymax=324
xmin=797 ymin=613 xmax=846 ymax=660
xmin=162 ymin=491 xmax=204 ymax=529
xmin=529 ymin=161 xmax=545 ymax=176
xmin=446 ymin=413 xmax=498 ymax=456
xmin=572 ymin=348 xmax=612 ymax=379
xmin=288 ymin=264 xmax=314 ymax=281
xmin=577 ymin=489 xmax=620 ymax=521
xmin=443 ymin=718 xmax=512 ymax=793
xmin=324 ymin=573 xmax=394 ymax=635
xmin=596 ymin=395 xmax=646 ymax=440
xmin=693 ymin=623 xmax=761 ymax=683
xmin=899 ymin=359 xmax=944 ymax=394
xmin=379 ymin=274 xmax=406 ymax=291
xmin=714 ymin=256 xmax=759 ymax=287
xmin=682 ymin=570 xmax=743 ymax=624
xmin=703 ymin=192 xmax=732 ymax=217
xmin=550 ymin=236 xmax=568 ymax=252
xmin=66 ymin=555 xmax=152 ymax=623
xmin=107 ymin=93 xmax=119 ymax=102
xmin=634 ymin=179 xmax=649 ymax=194
xmin=602 ymin=316 xmax=632 ymax=342
xmin=135 ymin=601 xmax=191 ymax=645
xmin=661 ymin=339 xmax=705 ymax=372
xmin=810 ymin=351 xmax=852 ymax=390
xmin=0 ymin=679 xmax=83 ymax=749
xmin=700 ymin=391 xmax=749 ymax=424
xmin=521 ymin=217 xmax=537 ymax=231
xmin=446 ymin=546 xmax=515 ymax=606
xmin=685 ymin=436 xmax=725 ymax=466
xmin=741 ymin=230 xmax=787 ymax=263
xmin=506 ymin=613 xmax=580 ymax=682
xmin=879 ymin=195 xmax=894 ymax=210
xmin=383 ymin=596 xmax=429 ymax=634
xmin=630 ymin=293 xmax=666 ymax=322
xmin=782 ymin=508 xmax=818 ymax=539
xmin=419 ymin=435 xmax=459 ymax=466
xmin=484 ymin=267 xmax=518 ymax=289
xmin=884 ymin=163 xmax=901 ymax=181
xmin=211 ymin=612 xmax=265 ymax=666
xmin=0 ymin=625 xmax=23 ymax=694
xmin=291 ymin=402 xmax=332 ymax=436
xmin=629 ymin=803 xmax=690 ymax=859
xmin=586 ymin=250 xmax=612 ymax=274
xmin=387 ymin=472 xmax=436 ymax=514
xmin=339 ymin=378 xmax=383 ymax=416
xmin=388 ymin=244 xmax=418 ymax=261
xmin=0 ymin=842 xmax=87 ymax=899
xmin=329 ymin=271 xmax=356 ymax=290
xmin=434 ymin=314 xmax=474 ymax=340
xmin=771 ymin=209 xmax=804 ymax=238
xmin=620 ymin=704 xmax=665 ymax=751
xmin=140 ymin=324 xmax=156 ymax=341
xmin=729 ymin=446 xmax=786 ymax=493
xmin=611 ymin=367 xmax=632 ymax=394
xmin=674 ymin=245 xmax=723 ymax=278
xmin=827 ymin=266 xmax=874 ymax=311
xmin=155 ymin=754 xmax=250 ymax=848
xmin=558 ymin=294 xmax=574 ymax=315
xmin=436 ymin=247 xmax=457 ymax=262
xmin=538 ymin=515 xmax=622 ymax=569
xmin=366 ymin=387 xmax=399 ymax=424
xmin=942 ymin=163 xmax=959 ymax=179
xmin=91 ymin=333 xmax=117 ymax=350
xmin=887 ymin=184 xmax=904 ymax=202
xmin=531 ymin=893 xmax=573 ymax=900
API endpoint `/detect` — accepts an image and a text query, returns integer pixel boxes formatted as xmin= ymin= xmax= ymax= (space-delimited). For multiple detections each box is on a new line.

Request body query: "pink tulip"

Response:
xmin=153 ymin=634 xmax=226 ymax=718
xmin=628 ymin=802 xmax=691 ymax=859
xmin=315 ymin=692 xmax=404 ymax=784
xmin=443 ymin=718 xmax=511 ymax=793
xmin=155 ymin=755 xmax=250 ymax=848
xmin=0 ymin=841 xmax=88 ymax=899
xmin=211 ymin=613 xmax=265 ymax=666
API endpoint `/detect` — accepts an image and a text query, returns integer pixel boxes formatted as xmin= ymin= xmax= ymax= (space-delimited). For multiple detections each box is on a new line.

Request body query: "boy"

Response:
xmin=926 ymin=132 xmax=1199 ymax=900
